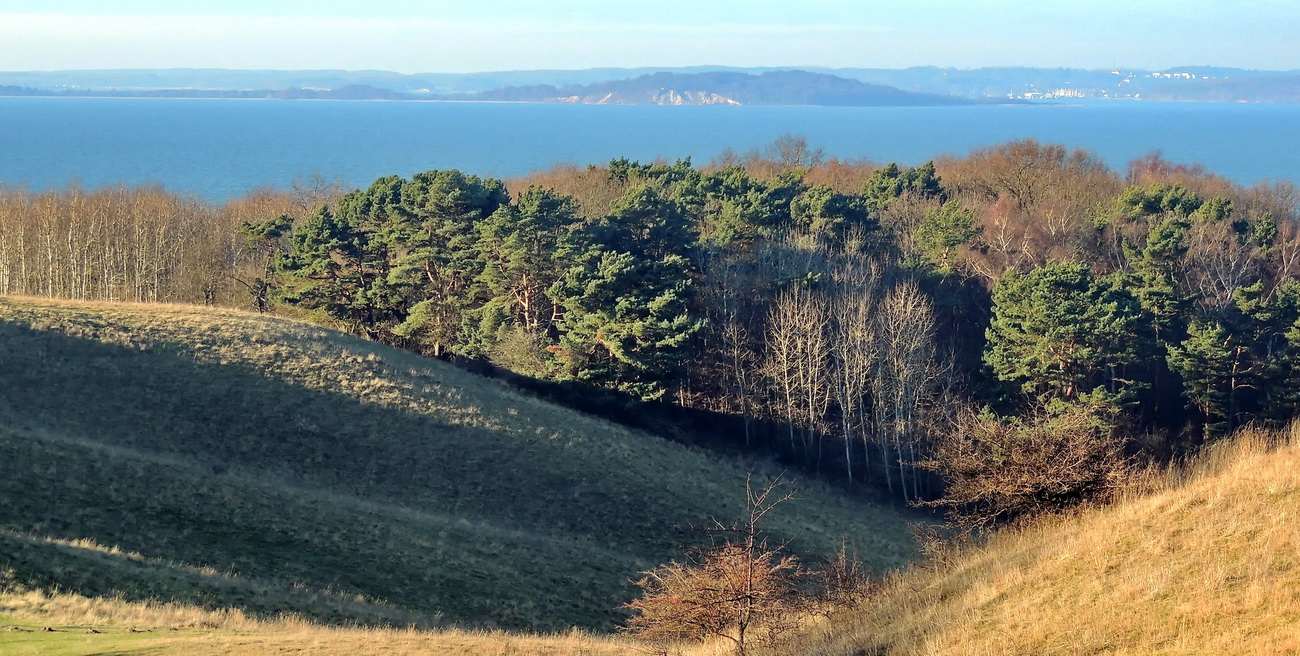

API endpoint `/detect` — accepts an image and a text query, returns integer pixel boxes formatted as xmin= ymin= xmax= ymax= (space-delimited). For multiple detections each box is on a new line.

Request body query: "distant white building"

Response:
xmin=1048 ymin=88 xmax=1087 ymax=98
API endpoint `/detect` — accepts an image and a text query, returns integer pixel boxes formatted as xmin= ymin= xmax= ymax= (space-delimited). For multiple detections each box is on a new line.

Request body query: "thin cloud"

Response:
xmin=0 ymin=13 xmax=893 ymax=36
xmin=0 ymin=6 xmax=1291 ymax=72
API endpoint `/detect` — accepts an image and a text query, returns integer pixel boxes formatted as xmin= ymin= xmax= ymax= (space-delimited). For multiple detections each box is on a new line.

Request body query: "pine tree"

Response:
xmin=277 ymin=170 xmax=508 ymax=355
xmin=1131 ymin=215 xmax=1191 ymax=340
xmin=594 ymin=184 xmax=694 ymax=260
xmin=862 ymin=161 xmax=945 ymax=214
xmin=695 ymin=168 xmax=806 ymax=247
xmin=276 ymin=187 xmax=403 ymax=341
xmin=549 ymin=250 xmax=704 ymax=401
xmin=1274 ymin=317 xmax=1300 ymax=417
xmin=913 ymin=201 xmax=980 ymax=273
xmin=985 ymin=261 xmax=1144 ymax=404
xmin=470 ymin=187 xmax=581 ymax=352
xmin=235 ymin=213 xmax=293 ymax=312
xmin=1166 ymin=282 xmax=1300 ymax=437
xmin=1166 ymin=319 xmax=1238 ymax=437
xmin=384 ymin=170 xmax=508 ymax=357
xmin=789 ymin=184 xmax=872 ymax=242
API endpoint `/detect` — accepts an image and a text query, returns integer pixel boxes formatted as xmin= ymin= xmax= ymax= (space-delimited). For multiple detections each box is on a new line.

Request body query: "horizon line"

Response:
xmin=3 ymin=64 xmax=1299 ymax=75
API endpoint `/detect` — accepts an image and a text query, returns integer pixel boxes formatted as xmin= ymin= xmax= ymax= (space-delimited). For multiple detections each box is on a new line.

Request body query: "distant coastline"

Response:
xmin=0 ymin=91 xmax=1010 ymax=107
xmin=0 ymin=71 xmax=986 ymax=107
xmin=4 ymin=66 xmax=1295 ymax=104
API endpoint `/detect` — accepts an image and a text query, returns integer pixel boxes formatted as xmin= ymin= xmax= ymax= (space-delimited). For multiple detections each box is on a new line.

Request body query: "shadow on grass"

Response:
xmin=0 ymin=319 xmax=727 ymax=631
xmin=0 ymin=312 xmax=921 ymax=631
xmin=0 ymin=528 xmax=427 ymax=629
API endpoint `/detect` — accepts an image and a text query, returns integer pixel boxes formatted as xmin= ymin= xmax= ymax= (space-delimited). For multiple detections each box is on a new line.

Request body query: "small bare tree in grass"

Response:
xmin=808 ymin=538 xmax=874 ymax=616
xmin=624 ymin=475 xmax=802 ymax=656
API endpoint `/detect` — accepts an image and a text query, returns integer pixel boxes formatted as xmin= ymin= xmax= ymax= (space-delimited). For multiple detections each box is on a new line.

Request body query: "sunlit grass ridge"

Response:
xmin=782 ymin=424 xmax=1300 ymax=655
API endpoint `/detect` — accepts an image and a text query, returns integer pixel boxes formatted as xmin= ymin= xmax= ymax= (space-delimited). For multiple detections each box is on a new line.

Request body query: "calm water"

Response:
xmin=1 ymin=97 xmax=1297 ymax=201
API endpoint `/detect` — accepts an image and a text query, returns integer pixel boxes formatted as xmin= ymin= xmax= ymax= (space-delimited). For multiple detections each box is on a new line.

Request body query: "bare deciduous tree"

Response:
xmin=1185 ymin=219 xmax=1258 ymax=310
xmin=829 ymin=260 xmax=880 ymax=484
xmin=764 ymin=285 xmax=832 ymax=466
xmin=872 ymin=280 xmax=938 ymax=502
xmin=625 ymin=476 xmax=802 ymax=656
xmin=0 ymin=185 xmax=246 ymax=304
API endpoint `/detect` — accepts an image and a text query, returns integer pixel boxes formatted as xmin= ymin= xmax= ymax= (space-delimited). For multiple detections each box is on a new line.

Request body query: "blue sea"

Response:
xmin=1 ymin=97 xmax=1297 ymax=201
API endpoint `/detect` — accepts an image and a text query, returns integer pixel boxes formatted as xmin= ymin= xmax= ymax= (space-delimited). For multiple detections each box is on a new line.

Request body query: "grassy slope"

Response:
xmin=785 ymin=428 xmax=1300 ymax=655
xmin=0 ymin=296 xmax=919 ymax=633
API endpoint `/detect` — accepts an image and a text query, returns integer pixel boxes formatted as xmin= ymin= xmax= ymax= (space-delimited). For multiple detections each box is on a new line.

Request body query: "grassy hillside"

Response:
xmin=0 ymin=296 xmax=919 ymax=633
xmin=783 ymin=427 xmax=1300 ymax=655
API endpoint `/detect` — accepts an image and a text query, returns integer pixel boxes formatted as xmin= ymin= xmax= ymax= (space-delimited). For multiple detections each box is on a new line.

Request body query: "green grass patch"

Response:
xmin=0 ymin=614 xmax=166 ymax=656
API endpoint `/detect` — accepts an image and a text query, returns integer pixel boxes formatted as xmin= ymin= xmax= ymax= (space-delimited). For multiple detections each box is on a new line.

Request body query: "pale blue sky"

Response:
xmin=0 ymin=1 xmax=1296 ymax=72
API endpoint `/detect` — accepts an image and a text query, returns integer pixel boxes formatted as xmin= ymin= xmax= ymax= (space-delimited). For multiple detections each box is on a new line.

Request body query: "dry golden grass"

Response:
xmin=2 ymin=586 xmax=264 ymax=631
xmin=778 ymin=423 xmax=1300 ymax=655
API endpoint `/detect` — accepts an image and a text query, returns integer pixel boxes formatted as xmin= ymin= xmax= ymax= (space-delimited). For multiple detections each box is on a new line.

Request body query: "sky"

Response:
xmin=0 ymin=1 xmax=1296 ymax=73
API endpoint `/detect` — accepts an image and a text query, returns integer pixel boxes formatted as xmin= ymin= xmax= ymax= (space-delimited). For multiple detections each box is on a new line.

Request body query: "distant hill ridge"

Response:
xmin=0 ymin=70 xmax=979 ymax=106
xmin=473 ymin=70 xmax=979 ymax=106
xmin=2 ymin=65 xmax=1298 ymax=102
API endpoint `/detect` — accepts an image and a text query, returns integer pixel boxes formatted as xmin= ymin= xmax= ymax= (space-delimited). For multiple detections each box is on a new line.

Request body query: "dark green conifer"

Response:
xmin=984 ymin=261 xmax=1143 ymax=404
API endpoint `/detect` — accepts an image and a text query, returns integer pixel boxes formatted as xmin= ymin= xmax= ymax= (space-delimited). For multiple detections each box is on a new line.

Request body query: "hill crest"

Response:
xmin=473 ymin=70 xmax=979 ymax=106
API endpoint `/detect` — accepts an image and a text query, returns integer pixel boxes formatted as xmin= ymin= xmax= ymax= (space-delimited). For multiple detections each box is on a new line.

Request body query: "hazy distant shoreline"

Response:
xmin=3 ymin=65 xmax=1296 ymax=104
xmin=0 ymin=92 xmax=1033 ymax=107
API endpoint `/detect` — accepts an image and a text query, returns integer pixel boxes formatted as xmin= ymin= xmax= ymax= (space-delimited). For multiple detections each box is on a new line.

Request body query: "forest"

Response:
xmin=3 ymin=137 xmax=1298 ymax=523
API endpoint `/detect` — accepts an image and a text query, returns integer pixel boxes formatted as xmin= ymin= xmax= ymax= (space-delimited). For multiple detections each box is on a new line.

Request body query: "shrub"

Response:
xmin=922 ymin=397 xmax=1131 ymax=528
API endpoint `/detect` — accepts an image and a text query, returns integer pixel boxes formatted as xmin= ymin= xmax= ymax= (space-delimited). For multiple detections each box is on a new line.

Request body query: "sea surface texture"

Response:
xmin=2 ymin=98 xmax=1296 ymax=199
